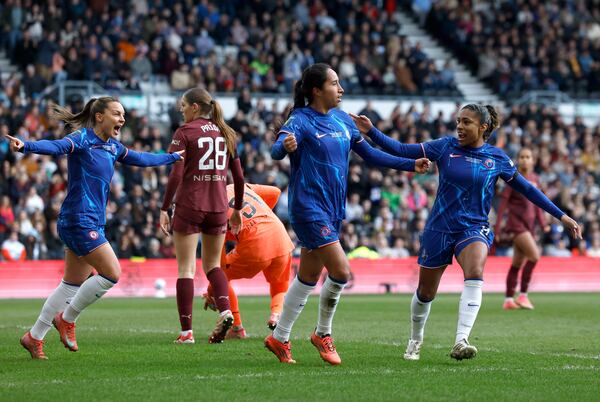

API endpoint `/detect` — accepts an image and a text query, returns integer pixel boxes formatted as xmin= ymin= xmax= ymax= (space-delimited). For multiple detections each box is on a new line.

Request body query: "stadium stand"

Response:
xmin=418 ymin=0 xmax=600 ymax=99
xmin=0 ymin=1 xmax=598 ymax=260
xmin=0 ymin=0 xmax=457 ymax=95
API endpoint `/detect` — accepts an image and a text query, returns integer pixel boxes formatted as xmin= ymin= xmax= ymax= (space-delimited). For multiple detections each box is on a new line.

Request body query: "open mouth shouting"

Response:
xmin=113 ymin=124 xmax=123 ymax=136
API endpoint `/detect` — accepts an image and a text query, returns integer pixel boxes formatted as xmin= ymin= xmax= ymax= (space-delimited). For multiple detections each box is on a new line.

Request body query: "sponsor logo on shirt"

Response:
xmin=463 ymin=156 xmax=494 ymax=169
xmin=449 ymin=153 xmax=462 ymax=158
xmin=193 ymin=174 xmax=227 ymax=182
xmin=315 ymin=131 xmax=345 ymax=139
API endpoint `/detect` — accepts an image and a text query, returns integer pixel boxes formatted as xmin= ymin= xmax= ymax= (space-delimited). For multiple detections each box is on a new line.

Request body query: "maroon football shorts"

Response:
xmin=172 ymin=208 xmax=227 ymax=235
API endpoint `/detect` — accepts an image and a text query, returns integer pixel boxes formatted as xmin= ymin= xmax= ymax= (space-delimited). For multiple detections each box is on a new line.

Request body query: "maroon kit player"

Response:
xmin=160 ymin=88 xmax=244 ymax=344
xmin=495 ymin=148 xmax=549 ymax=310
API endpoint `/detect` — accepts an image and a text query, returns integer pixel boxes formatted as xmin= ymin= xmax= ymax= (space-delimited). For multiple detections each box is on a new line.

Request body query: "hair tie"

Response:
xmin=479 ymin=105 xmax=491 ymax=126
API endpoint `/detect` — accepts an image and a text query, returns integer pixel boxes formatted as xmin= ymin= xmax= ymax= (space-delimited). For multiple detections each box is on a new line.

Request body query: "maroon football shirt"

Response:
xmin=497 ymin=173 xmax=547 ymax=234
xmin=163 ymin=118 xmax=235 ymax=213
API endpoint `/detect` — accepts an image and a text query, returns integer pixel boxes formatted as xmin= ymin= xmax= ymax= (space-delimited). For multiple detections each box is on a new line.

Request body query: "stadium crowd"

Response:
xmin=419 ymin=0 xmax=600 ymax=98
xmin=0 ymin=1 xmax=599 ymax=261
xmin=0 ymin=0 xmax=457 ymax=96
xmin=1 ymin=90 xmax=599 ymax=261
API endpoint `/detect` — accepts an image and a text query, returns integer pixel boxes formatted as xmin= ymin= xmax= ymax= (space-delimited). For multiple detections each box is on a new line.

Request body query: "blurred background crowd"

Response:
xmin=0 ymin=0 xmax=458 ymax=97
xmin=421 ymin=0 xmax=600 ymax=98
xmin=2 ymin=98 xmax=599 ymax=261
xmin=1 ymin=0 xmax=599 ymax=261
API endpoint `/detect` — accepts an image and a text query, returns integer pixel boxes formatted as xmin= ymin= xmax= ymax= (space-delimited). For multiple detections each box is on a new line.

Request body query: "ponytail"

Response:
xmin=50 ymin=96 xmax=118 ymax=131
xmin=292 ymin=78 xmax=307 ymax=110
xmin=271 ymin=63 xmax=331 ymax=138
xmin=182 ymin=87 xmax=237 ymax=157
xmin=484 ymin=105 xmax=499 ymax=141
xmin=211 ymin=99 xmax=237 ymax=157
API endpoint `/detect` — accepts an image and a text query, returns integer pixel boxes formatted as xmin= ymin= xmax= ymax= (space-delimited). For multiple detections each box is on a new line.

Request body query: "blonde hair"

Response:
xmin=182 ymin=88 xmax=237 ymax=156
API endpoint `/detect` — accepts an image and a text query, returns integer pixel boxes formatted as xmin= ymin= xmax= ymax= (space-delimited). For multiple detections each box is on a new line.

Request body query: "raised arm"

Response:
xmin=367 ymin=127 xmax=425 ymax=159
xmin=8 ymin=134 xmax=78 ymax=156
xmin=506 ymin=173 xmax=581 ymax=239
xmin=352 ymin=138 xmax=430 ymax=173
xmin=118 ymin=148 xmax=183 ymax=167
xmin=349 ymin=114 xmax=425 ymax=159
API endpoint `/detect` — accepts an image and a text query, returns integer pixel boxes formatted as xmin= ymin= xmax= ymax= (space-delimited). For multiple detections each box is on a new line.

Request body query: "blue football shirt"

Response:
xmin=422 ymin=136 xmax=517 ymax=232
xmin=23 ymin=128 xmax=178 ymax=226
xmin=277 ymin=107 xmax=363 ymax=224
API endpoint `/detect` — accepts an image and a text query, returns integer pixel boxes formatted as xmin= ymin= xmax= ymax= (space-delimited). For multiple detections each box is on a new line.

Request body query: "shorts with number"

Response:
xmin=292 ymin=220 xmax=342 ymax=250
xmin=172 ymin=208 xmax=227 ymax=235
xmin=417 ymin=226 xmax=494 ymax=268
xmin=57 ymin=220 xmax=108 ymax=257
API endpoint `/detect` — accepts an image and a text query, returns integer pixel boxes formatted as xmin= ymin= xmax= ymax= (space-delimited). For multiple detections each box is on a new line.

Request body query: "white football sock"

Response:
xmin=62 ymin=275 xmax=116 ymax=323
xmin=273 ymin=276 xmax=315 ymax=343
xmin=410 ymin=292 xmax=432 ymax=342
xmin=30 ymin=281 xmax=79 ymax=340
xmin=455 ymin=279 xmax=483 ymax=344
xmin=316 ymin=276 xmax=346 ymax=336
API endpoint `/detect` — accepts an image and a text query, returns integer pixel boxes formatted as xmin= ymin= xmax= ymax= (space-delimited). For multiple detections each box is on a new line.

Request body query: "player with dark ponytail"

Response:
xmin=264 ymin=63 xmax=431 ymax=365
xmin=351 ymin=104 xmax=581 ymax=361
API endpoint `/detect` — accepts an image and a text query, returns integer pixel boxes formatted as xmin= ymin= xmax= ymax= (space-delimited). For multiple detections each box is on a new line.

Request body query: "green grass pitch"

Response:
xmin=1 ymin=294 xmax=599 ymax=401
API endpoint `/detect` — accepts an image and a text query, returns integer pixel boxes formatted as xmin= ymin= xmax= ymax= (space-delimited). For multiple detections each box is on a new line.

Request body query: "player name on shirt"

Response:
xmin=200 ymin=122 xmax=220 ymax=133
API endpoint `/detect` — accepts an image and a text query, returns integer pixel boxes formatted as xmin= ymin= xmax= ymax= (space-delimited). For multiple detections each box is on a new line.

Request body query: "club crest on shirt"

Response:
xmin=89 ymin=230 xmax=99 ymax=240
xmin=320 ymin=226 xmax=332 ymax=237
xmin=483 ymin=159 xmax=495 ymax=169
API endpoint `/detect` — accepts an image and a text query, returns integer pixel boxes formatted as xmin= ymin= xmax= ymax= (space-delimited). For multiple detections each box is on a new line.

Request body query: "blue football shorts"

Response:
xmin=417 ymin=226 xmax=494 ymax=268
xmin=292 ymin=220 xmax=343 ymax=250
